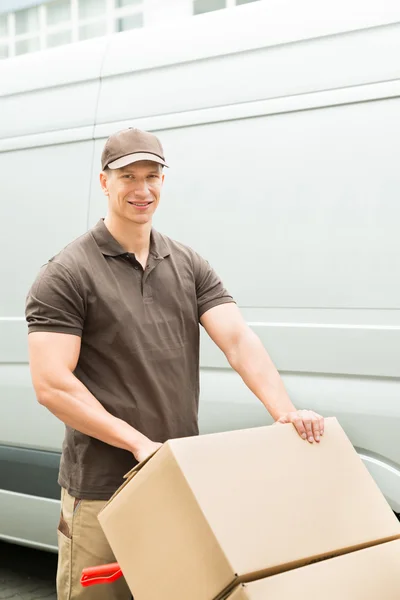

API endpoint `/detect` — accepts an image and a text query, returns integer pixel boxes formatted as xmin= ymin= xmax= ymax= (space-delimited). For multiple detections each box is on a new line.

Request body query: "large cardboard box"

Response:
xmin=226 ymin=539 xmax=400 ymax=599
xmin=98 ymin=418 xmax=400 ymax=600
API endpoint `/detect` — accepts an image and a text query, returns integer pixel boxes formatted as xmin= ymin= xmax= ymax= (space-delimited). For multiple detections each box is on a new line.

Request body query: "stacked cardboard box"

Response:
xmin=98 ymin=418 xmax=400 ymax=599
xmin=226 ymin=540 xmax=400 ymax=599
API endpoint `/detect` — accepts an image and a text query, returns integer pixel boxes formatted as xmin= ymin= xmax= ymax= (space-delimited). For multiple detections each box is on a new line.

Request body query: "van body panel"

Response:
xmin=0 ymin=490 xmax=59 ymax=552
xmin=0 ymin=1 xmax=399 ymax=548
xmin=0 ymin=141 xmax=95 ymax=316
xmin=0 ymin=365 xmax=64 ymax=451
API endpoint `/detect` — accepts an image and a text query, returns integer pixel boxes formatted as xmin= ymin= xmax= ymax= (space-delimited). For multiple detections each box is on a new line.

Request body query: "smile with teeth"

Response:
xmin=128 ymin=201 xmax=152 ymax=207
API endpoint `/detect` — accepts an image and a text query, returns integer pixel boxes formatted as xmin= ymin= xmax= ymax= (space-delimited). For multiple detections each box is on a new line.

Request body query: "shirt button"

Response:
xmin=134 ymin=266 xmax=139 ymax=270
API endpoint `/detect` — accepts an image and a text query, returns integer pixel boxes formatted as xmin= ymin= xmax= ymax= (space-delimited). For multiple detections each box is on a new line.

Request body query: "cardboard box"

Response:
xmin=226 ymin=539 xmax=400 ymax=599
xmin=98 ymin=418 xmax=400 ymax=600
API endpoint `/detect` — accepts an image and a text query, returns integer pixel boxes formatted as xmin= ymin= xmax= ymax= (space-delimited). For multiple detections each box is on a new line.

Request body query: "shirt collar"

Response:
xmin=91 ymin=219 xmax=170 ymax=259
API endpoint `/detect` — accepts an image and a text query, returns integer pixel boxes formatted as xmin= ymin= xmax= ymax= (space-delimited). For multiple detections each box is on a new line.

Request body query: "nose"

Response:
xmin=133 ymin=181 xmax=149 ymax=199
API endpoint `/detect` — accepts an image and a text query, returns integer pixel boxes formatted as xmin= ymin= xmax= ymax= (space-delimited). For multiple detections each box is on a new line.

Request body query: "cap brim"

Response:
xmin=107 ymin=152 xmax=168 ymax=169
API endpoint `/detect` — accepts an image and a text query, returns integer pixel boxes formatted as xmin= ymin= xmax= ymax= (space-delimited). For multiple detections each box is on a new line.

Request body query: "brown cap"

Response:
xmin=101 ymin=128 xmax=168 ymax=170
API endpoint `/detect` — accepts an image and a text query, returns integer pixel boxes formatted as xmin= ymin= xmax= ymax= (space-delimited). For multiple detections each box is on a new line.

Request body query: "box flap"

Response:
xmin=99 ymin=447 xmax=162 ymax=513
xmin=123 ymin=447 xmax=160 ymax=480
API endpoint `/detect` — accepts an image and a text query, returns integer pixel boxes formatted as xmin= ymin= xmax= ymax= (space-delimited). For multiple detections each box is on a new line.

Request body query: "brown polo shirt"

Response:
xmin=25 ymin=219 xmax=234 ymax=500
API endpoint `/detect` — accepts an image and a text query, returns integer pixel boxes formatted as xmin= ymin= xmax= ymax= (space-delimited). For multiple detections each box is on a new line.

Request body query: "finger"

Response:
xmin=304 ymin=418 xmax=314 ymax=443
xmin=292 ymin=415 xmax=307 ymax=440
xmin=311 ymin=418 xmax=320 ymax=443
xmin=319 ymin=416 xmax=324 ymax=437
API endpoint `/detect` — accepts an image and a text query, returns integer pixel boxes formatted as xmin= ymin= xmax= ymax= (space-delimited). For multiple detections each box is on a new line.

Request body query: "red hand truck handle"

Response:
xmin=80 ymin=562 xmax=123 ymax=587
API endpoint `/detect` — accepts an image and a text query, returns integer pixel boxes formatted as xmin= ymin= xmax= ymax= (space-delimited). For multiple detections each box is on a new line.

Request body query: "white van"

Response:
xmin=0 ymin=0 xmax=399 ymax=551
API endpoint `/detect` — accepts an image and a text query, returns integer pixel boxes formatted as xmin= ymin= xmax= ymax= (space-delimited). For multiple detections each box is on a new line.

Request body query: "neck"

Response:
xmin=104 ymin=214 xmax=152 ymax=256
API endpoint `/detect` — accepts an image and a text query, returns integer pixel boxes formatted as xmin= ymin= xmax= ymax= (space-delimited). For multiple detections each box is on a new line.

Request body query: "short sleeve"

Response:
xmin=192 ymin=252 xmax=235 ymax=320
xmin=25 ymin=261 xmax=85 ymax=337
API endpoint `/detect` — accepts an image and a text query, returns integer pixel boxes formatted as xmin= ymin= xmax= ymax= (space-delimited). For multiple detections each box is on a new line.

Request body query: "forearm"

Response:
xmin=34 ymin=371 xmax=148 ymax=454
xmin=226 ymin=327 xmax=296 ymax=420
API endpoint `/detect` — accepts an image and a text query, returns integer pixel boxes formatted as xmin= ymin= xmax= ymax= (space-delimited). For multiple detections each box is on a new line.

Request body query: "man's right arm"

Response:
xmin=28 ymin=331 xmax=161 ymax=463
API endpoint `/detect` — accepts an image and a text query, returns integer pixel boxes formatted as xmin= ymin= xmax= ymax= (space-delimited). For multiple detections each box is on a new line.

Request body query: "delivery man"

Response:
xmin=26 ymin=128 xmax=324 ymax=600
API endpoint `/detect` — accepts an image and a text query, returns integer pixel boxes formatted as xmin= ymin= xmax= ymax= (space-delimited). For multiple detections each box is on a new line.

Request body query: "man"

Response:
xmin=26 ymin=128 xmax=324 ymax=600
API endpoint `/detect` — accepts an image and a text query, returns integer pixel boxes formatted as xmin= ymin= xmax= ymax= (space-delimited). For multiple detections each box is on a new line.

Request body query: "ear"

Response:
xmin=100 ymin=171 xmax=109 ymax=196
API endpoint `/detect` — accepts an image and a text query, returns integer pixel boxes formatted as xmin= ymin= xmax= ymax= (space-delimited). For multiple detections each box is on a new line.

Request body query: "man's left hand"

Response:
xmin=276 ymin=410 xmax=324 ymax=443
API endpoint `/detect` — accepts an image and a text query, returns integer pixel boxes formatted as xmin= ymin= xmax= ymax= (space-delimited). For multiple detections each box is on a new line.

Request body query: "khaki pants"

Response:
xmin=57 ymin=488 xmax=132 ymax=600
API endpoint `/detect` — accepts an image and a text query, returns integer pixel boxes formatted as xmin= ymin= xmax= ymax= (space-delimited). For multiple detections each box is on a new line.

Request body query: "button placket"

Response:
xmin=142 ymin=256 xmax=163 ymax=302
xmin=124 ymin=253 xmax=143 ymax=272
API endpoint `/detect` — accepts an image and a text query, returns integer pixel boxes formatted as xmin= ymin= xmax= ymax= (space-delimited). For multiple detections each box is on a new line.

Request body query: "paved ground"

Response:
xmin=0 ymin=541 xmax=57 ymax=600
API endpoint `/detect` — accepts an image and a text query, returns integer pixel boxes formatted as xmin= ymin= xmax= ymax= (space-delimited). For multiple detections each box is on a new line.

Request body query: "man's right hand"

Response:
xmin=133 ymin=439 xmax=163 ymax=464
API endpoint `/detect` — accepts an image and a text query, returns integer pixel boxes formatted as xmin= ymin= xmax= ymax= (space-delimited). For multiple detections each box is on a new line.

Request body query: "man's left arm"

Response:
xmin=200 ymin=303 xmax=324 ymax=443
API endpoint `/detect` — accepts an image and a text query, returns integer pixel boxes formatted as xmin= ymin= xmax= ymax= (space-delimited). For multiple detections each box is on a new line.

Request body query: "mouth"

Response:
xmin=127 ymin=201 xmax=153 ymax=210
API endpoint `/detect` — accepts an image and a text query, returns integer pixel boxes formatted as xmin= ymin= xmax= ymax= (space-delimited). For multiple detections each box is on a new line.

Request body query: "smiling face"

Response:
xmin=100 ymin=160 xmax=164 ymax=226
